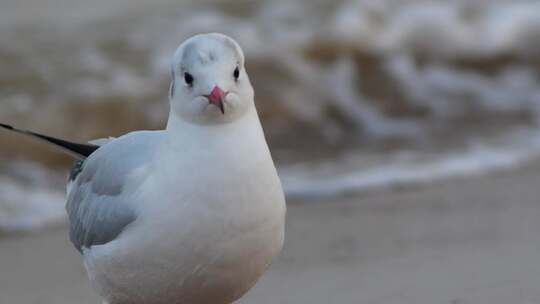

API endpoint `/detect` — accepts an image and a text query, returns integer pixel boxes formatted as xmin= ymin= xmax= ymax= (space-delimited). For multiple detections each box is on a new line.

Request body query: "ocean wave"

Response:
xmin=0 ymin=162 xmax=65 ymax=232
xmin=281 ymin=128 xmax=540 ymax=199
xmin=3 ymin=0 xmax=540 ymax=232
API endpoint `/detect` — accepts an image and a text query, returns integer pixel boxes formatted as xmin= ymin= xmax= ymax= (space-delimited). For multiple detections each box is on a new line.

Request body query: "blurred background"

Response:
xmin=2 ymin=0 xmax=540 ymax=303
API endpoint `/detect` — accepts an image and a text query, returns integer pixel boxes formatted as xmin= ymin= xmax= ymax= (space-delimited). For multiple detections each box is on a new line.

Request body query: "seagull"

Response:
xmin=0 ymin=33 xmax=286 ymax=304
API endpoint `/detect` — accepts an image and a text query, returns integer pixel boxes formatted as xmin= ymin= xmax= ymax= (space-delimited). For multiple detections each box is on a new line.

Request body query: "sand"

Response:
xmin=2 ymin=163 xmax=540 ymax=304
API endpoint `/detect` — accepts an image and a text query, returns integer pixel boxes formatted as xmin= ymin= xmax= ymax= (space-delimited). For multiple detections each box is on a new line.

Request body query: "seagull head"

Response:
xmin=169 ymin=33 xmax=255 ymax=125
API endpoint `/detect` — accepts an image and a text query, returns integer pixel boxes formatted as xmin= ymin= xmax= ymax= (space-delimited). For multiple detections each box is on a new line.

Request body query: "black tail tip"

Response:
xmin=0 ymin=123 xmax=14 ymax=130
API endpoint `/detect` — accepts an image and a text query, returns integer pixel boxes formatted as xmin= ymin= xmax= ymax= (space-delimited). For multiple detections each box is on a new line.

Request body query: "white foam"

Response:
xmin=282 ymin=129 xmax=540 ymax=200
xmin=0 ymin=163 xmax=66 ymax=232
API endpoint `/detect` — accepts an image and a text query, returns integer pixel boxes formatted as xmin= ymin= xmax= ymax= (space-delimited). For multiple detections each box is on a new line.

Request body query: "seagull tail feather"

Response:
xmin=0 ymin=123 xmax=99 ymax=159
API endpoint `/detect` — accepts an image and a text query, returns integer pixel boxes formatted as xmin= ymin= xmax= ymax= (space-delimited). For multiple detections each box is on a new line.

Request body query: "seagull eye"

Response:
xmin=184 ymin=72 xmax=194 ymax=86
xmin=233 ymin=67 xmax=240 ymax=81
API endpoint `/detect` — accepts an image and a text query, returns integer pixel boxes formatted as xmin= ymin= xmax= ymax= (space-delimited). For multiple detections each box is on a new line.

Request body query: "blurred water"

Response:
xmin=2 ymin=0 xmax=540 ymax=231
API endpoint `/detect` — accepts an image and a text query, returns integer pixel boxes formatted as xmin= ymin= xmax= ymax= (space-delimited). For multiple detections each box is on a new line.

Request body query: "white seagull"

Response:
xmin=0 ymin=33 xmax=286 ymax=304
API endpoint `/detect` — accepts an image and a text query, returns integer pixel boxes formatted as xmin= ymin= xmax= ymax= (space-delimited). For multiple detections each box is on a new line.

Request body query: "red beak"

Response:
xmin=206 ymin=86 xmax=226 ymax=114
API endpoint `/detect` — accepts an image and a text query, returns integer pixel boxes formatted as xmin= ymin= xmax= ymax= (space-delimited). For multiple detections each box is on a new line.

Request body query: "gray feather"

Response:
xmin=66 ymin=131 xmax=162 ymax=253
xmin=69 ymin=160 xmax=84 ymax=182
xmin=67 ymin=185 xmax=136 ymax=253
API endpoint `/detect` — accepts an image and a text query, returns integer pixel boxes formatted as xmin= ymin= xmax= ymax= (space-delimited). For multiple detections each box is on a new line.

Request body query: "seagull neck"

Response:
xmin=163 ymin=108 xmax=267 ymax=153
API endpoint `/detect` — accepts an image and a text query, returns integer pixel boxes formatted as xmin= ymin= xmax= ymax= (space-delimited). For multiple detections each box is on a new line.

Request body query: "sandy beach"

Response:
xmin=1 ymin=162 xmax=540 ymax=304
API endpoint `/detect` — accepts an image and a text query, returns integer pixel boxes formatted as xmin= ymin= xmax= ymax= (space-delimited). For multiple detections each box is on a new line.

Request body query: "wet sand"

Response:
xmin=2 ymin=163 xmax=540 ymax=304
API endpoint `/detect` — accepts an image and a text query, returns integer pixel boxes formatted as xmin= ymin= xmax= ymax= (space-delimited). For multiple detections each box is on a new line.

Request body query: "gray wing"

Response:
xmin=66 ymin=130 xmax=162 ymax=253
